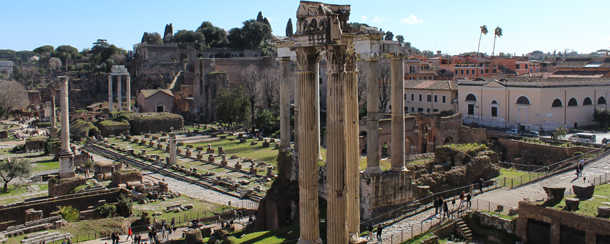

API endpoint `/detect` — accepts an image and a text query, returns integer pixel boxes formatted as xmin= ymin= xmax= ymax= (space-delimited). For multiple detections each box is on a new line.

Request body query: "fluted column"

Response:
xmin=325 ymin=45 xmax=348 ymax=244
xmin=108 ymin=75 xmax=113 ymax=112
xmin=294 ymin=47 xmax=322 ymax=244
xmin=294 ymin=65 xmax=299 ymax=150
xmin=169 ymin=133 xmax=177 ymax=165
xmin=51 ymin=96 xmax=56 ymax=128
xmin=314 ymin=60 xmax=322 ymax=159
xmin=59 ymin=76 xmax=74 ymax=178
xmin=344 ymin=42 xmax=361 ymax=241
xmin=390 ymin=54 xmax=406 ymax=171
xmin=279 ymin=57 xmax=291 ymax=149
xmin=117 ymin=75 xmax=122 ymax=111
xmin=126 ymin=75 xmax=131 ymax=111
xmin=365 ymin=58 xmax=382 ymax=174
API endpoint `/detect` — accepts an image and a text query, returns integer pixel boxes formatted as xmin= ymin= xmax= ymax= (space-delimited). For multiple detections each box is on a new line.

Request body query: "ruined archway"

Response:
xmin=444 ymin=136 xmax=454 ymax=145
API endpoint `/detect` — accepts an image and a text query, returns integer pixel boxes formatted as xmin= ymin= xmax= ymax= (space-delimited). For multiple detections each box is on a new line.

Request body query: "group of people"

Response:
xmin=366 ymin=223 xmax=384 ymax=241
xmin=434 ymin=190 xmax=474 ymax=219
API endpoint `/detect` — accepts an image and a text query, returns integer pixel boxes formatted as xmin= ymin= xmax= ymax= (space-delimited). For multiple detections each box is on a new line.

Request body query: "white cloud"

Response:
xmin=400 ymin=14 xmax=424 ymax=24
xmin=361 ymin=16 xmax=368 ymax=22
xmin=371 ymin=16 xmax=390 ymax=23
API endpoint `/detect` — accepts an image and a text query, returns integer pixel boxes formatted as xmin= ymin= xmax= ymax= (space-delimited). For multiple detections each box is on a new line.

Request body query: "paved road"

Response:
xmin=88 ymin=151 xmax=257 ymax=209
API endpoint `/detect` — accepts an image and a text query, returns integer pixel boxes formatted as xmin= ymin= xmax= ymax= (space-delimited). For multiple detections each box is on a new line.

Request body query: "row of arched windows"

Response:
xmin=465 ymin=93 xmax=608 ymax=107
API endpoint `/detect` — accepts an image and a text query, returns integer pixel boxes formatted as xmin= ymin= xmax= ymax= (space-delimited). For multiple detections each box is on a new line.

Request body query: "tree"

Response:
xmin=255 ymin=109 xmax=277 ymax=136
xmin=0 ymin=80 xmax=28 ymax=117
xmin=173 ymin=30 xmax=205 ymax=50
xmin=492 ymin=26 xmax=502 ymax=60
xmin=47 ymin=57 xmax=62 ymax=73
xmin=384 ymin=31 xmax=394 ymax=41
xmin=163 ymin=24 xmax=173 ymax=44
xmin=33 ymin=45 xmax=54 ymax=56
xmin=242 ymin=66 xmax=262 ymax=130
xmin=51 ymin=45 xmax=80 ymax=70
xmin=554 ymin=126 xmax=568 ymax=139
xmin=214 ymin=86 xmax=250 ymax=126
xmin=241 ymin=20 xmax=272 ymax=49
xmin=377 ymin=61 xmax=392 ymax=113
xmin=396 ymin=35 xmax=404 ymax=45
xmin=0 ymin=158 xmax=32 ymax=191
xmin=476 ymin=25 xmax=488 ymax=79
xmin=196 ymin=21 xmax=229 ymax=48
xmin=256 ymin=11 xmax=264 ymax=22
xmin=141 ymin=32 xmax=162 ymax=44
xmin=285 ymin=18 xmax=293 ymax=37
xmin=115 ymin=193 xmax=133 ymax=217
xmin=260 ymin=67 xmax=280 ymax=114
xmin=593 ymin=107 xmax=610 ymax=129
xmin=349 ymin=22 xmax=370 ymax=30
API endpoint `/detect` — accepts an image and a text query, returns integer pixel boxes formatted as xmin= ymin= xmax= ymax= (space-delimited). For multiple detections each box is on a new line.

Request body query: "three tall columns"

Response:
xmin=107 ymin=74 xmax=131 ymax=112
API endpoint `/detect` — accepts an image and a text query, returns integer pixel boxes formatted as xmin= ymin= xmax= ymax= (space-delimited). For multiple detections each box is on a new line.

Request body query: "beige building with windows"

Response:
xmin=458 ymin=77 xmax=610 ymax=131
xmin=404 ymin=80 xmax=458 ymax=114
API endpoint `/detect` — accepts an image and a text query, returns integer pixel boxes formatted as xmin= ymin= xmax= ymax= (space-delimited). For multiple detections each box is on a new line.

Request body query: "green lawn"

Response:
xmin=186 ymin=136 xmax=278 ymax=165
xmin=495 ymin=168 xmax=546 ymax=188
xmin=0 ymin=183 xmax=49 ymax=205
xmin=32 ymin=160 xmax=59 ymax=173
xmin=227 ymin=224 xmax=300 ymax=243
xmin=132 ymin=196 xmax=229 ymax=225
xmin=549 ymin=183 xmax=610 ymax=217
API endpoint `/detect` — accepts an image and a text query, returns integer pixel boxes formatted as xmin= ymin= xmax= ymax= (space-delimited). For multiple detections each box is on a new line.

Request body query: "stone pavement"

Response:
xmin=368 ymin=151 xmax=610 ymax=244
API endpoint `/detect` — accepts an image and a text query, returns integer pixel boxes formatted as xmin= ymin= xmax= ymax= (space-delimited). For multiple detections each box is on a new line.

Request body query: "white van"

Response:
xmin=569 ymin=133 xmax=596 ymax=143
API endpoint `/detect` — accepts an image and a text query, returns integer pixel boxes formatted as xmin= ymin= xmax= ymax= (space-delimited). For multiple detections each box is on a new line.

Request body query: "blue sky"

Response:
xmin=2 ymin=0 xmax=609 ymax=55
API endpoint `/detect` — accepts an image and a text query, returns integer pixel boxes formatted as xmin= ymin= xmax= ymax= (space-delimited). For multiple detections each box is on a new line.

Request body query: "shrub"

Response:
xmin=129 ymin=113 xmax=183 ymax=134
xmin=115 ymin=193 xmax=133 ymax=217
xmin=95 ymin=204 xmax=116 ymax=218
xmin=58 ymin=206 xmax=80 ymax=222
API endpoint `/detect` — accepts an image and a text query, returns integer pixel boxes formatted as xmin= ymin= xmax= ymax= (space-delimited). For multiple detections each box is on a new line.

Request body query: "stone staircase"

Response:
xmin=0 ymin=233 xmax=7 ymax=243
xmin=21 ymin=231 xmax=73 ymax=244
xmin=455 ymin=219 xmax=473 ymax=240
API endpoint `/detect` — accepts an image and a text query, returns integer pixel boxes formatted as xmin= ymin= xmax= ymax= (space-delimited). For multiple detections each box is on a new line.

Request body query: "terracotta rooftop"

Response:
xmin=139 ymin=89 xmax=173 ymax=98
xmin=404 ymin=80 xmax=457 ymax=90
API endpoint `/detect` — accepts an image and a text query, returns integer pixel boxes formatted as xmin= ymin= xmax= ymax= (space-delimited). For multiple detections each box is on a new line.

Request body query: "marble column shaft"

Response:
xmin=295 ymin=47 xmax=321 ymax=244
xmin=117 ymin=75 xmax=122 ymax=111
xmin=365 ymin=59 xmax=381 ymax=173
xmin=51 ymin=96 xmax=56 ymax=128
xmin=126 ymin=75 xmax=131 ymax=111
xmin=314 ymin=61 xmax=321 ymax=158
xmin=279 ymin=57 xmax=291 ymax=149
xmin=60 ymin=77 xmax=72 ymax=155
xmin=325 ymin=46 xmax=348 ymax=244
xmin=345 ymin=60 xmax=360 ymax=240
xmin=108 ymin=75 xmax=113 ymax=112
xmin=169 ymin=133 xmax=177 ymax=164
xmin=390 ymin=55 xmax=406 ymax=171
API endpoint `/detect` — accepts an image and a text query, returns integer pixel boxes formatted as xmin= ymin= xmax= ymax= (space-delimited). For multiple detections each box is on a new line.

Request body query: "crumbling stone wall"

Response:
xmin=111 ymin=169 xmax=143 ymax=187
xmin=516 ymin=201 xmax=610 ymax=244
xmin=495 ymin=138 xmax=595 ymax=165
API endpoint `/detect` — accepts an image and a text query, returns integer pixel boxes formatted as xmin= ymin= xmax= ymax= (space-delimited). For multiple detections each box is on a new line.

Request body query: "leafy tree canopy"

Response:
xmin=141 ymin=32 xmax=163 ymax=45
xmin=214 ymin=86 xmax=250 ymax=126
xmin=0 ymin=158 xmax=32 ymax=191
xmin=196 ymin=21 xmax=229 ymax=48
xmin=33 ymin=45 xmax=54 ymax=55
xmin=173 ymin=30 xmax=205 ymax=50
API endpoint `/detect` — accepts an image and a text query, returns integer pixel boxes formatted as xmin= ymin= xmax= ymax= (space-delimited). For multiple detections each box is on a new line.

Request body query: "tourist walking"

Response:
xmin=466 ymin=193 xmax=472 ymax=208
xmin=434 ymin=197 xmax=440 ymax=215
xmin=366 ymin=223 xmax=374 ymax=241
xmin=443 ymin=201 xmax=449 ymax=219
xmin=171 ymin=217 xmax=176 ymax=229
xmin=127 ymin=227 xmax=133 ymax=240
xmin=376 ymin=224 xmax=383 ymax=241
xmin=576 ymin=165 xmax=580 ymax=177
xmin=478 ymin=178 xmax=484 ymax=193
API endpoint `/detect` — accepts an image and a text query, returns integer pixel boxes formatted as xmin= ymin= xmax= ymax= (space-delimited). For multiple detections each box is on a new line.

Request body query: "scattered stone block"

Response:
xmin=208 ymin=155 xmax=215 ymax=164
xmin=230 ymin=155 xmax=239 ymax=159
xmin=250 ymin=141 xmax=258 ymax=145
xmin=218 ymin=146 xmax=226 ymax=156
xmin=239 ymin=138 xmax=247 ymax=143
xmin=177 ymin=142 xmax=184 ymax=146
xmin=573 ymin=184 xmax=595 ymax=198
xmin=274 ymin=144 xmax=280 ymax=149
xmin=565 ymin=198 xmax=580 ymax=211
xmin=269 ymin=138 xmax=276 ymax=143
xmin=184 ymin=204 xmax=194 ymax=210
xmin=262 ymin=139 xmax=270 ymax=148
xmin=543 ymin=186 xmax=565 ymax=201
xmin=598 ymin=206 xmax=610 ymax=218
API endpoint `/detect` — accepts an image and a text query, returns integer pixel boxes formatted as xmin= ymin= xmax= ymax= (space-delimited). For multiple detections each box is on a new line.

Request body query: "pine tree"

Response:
xmin=286 ymin=18 xmax=293 ymax=37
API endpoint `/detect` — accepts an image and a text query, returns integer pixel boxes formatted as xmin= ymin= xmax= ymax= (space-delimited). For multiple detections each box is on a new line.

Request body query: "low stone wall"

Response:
xmin=359 ymin=171 xmax=416 ymax=220
xmin=516 ymin=201 xmax=610 ymax=244
xmin=497 ymin=138 xmax=594 ymax=165
xmin=48 ymin=177 xmax=87 ymax=197
xmin=0 ymin=188 xmax=122 ymax=229
xmin=475 ymin=211 xmax=516 ymax=234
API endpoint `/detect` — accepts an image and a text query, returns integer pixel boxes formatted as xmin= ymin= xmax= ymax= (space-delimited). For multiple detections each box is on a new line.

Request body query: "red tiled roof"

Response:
xmin=404 ymin=80 xmax=457 ymax=90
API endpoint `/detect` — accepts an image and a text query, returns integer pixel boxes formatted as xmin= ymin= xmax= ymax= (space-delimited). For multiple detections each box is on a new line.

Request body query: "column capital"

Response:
xmin=386 ymin=53 xmax=405 ymax=61
xmin=277 ymin=56 xmax=292 ymax=62
xmin=292 ymin=47 xmax=320 ymax=72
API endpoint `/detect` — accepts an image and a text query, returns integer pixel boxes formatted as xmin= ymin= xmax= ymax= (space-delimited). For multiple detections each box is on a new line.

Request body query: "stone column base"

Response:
xmin=298 ymin=238 xmax=322 ymax=244
xmin=59 ymin=153 xmax=75 ymax=179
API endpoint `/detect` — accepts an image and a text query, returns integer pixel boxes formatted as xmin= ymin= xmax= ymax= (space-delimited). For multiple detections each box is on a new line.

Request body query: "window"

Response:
xmin=583 ymin=97 xmax=593 ymax=105
xmin=411 ymin=107 xmax=415 ymax=112
xmin=419 ymin=94 xmax=422 ymax=101
xmin=427 ymin=108 xmax=431 ymax=112
xmin=491 ymin=100 xmax=498 ymax=104
xmin=465 ymin=94 xmax=477 ymax=101
xmin=536 ymin=68 xmax=539 ymax=72
xmin=568 ymin=98 xmax=578 ymax=106
xmin=427 ymin=95 xmax=432 ymax=102
xmin=404 ymin=94 xmax=407 ymax=100
xmin=455 ymin=70 xmax=458 ymax=74
xmin=467 ymin=104 xmax=475 ymax=115
xmin=472 ymin=69 xmax=475 ymax=74
xmin=516 ymin=96 xmax=530 ymax=105
xmin=411 ymin=94 xmax=414 ymax=101
xmin=599 ymin=97 xmax=607 ymax=105
xmin=525 ymin=64 xmax=528 ymax=69
xmin=485 ymin=69 xmax=489 ymax=74
xmin=418 ymin=108 xmax=423 ymax=112
xmin=493 ymin=69 xmax=497 ymax=73
xmin=516 ymin=64 xmax=520 ymax=69
xmin=460 ymin=70 xmax=464 ymax=75
xmin=481 ymin=69 xmax=484 ymax=74
xmin=552 ymin=99 xmax=563 ymax=107
xmin=434 ymin=95 xmax=438 ymax=103
xmin=442 ymin=95 xmax=446 ymax=103
xmin=491 ymin=107 xmax=498 ymax=117
xmin=433 ymin=109 xmax=439 ymax=112
xmin=466 ymin=69 xmax=469 ymax=75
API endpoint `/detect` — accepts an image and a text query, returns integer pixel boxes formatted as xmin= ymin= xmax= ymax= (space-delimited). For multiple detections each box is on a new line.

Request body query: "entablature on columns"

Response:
xmin=110 ymin=65 xmax=129 ymax=76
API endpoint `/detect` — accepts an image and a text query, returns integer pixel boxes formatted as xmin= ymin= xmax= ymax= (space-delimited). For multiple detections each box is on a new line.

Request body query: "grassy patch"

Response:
xmin=186 ymin=137 xmax=277 ymax=165
xmin=549 ymin=183 xmax=610 ymax=217
xmin=0 ymin=183 xmax=48 ymax=205
xmin=132 ymin=196 xmax=228 ymax=225
xmin=495 ymin=168 xmax=545 ymax=187
xmin=32 ymin=160 xmax=59 ymax=173
xmin=228 ymin=224 xmax=300 ymax=243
